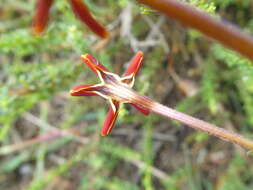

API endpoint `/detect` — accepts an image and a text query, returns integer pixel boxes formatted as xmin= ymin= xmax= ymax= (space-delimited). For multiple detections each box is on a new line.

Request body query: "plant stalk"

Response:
xmin=138 ymin=0 xmax=253 ymax=61
xmin=131 ymin=92 xmax=253 ymax=150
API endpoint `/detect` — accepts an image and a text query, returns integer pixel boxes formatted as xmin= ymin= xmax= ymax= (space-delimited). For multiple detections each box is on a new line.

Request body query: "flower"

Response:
xmin=70 ymin=52 xmax=149 ymax=136
xmin=33 ymin=0 xmax=108 ymax=38
xmin=70 ymin=53 xmax=253 ymax=151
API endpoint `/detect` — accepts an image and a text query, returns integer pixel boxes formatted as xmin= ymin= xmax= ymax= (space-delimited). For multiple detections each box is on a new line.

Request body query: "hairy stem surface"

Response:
xmin=130 ymin=91 xmax=253 ymax=150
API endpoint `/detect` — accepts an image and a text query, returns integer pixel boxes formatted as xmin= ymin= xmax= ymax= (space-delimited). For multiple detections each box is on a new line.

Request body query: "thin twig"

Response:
xmin=0 ymin=132 xmax=61 ymax=155
xmin=3 ymin=113 xmax=169 ymax=181
xmin=128 ymin=158 xmax=171 ymax=181
xmin=22 ymin=112 xmax=89 ymax=144
xmin=0 ymin=113 xmax=90 ymax=155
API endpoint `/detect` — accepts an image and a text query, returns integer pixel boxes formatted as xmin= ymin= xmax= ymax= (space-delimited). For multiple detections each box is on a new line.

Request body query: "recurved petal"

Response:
xmin=123 ymin=51 xmax=144 ymax=77
xmin=70 ymin=84 xmax=100 ymax=96
xmin=81 ymin=54 xmax=110 ymax=74
xmin=69 ymin=0 xmax=109 ymax=38
xmin=33 ymin=0 xmax=54 ymax=35
xmin=130 ymin=103 xmax=150 ymax=115
xmin=101 ymin=101 xmax=120 ymax=136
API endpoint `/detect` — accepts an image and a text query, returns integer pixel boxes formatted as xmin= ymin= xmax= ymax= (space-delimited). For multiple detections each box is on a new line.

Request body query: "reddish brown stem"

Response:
xmin=0 ymin=132 xmax=60 ymax=155
xmin=130 ymin=92 xmax=253 ymax=150
xmin=138 ymin=0 xmax=253 ymax=61
xmin=152 ymin=102 xmax=253 ymax=150
xmin=69 ymin=0 xmax=109 ymax=38
xmin=33 ymin=0 xmax=54 ymax=35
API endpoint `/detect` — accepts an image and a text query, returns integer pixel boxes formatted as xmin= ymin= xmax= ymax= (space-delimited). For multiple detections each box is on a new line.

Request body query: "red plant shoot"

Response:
xmin=33 ymin=0 xmax=53 ymax=34
xmin=69 ymin=0 xmax=108 ymax=38
xmin=70 ymin=53 xmax=253 ymax=150
xmin=33 ymin=0 xmax=108 ymax=38
xmin=138 ymin=0 xmax=253 ymax=61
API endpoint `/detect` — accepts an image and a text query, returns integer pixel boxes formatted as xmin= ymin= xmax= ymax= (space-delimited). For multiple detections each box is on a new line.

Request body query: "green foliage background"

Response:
xmin=1 ymin=0 xmax=253 ymax=189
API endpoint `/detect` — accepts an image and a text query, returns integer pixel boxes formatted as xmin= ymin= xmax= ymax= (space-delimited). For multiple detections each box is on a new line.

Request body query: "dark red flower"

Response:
xmin=33 ymin=0 xmax=108 ymax=38
xmin=70 ymin=53 xmax=253 ymax=151
xmin=70 ymin=52 xmax=149 ymax=136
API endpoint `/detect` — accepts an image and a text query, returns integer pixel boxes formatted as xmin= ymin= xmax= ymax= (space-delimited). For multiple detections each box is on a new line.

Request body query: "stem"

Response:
xmin=131 ymin=92 xmax=253 ymax=150
xmin=138 ymin=0 xmax=253 ymax=61
xmin=0 ymin=132 xmax=60 ymax=155
xmin=153 ymin=102 xmax=253 ymax=150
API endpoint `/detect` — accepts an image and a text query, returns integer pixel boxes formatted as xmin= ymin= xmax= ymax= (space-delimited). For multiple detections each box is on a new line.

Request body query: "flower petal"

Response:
xmin=81 ymin=54 xmax=110 ymax=74
xmin=33 ymin=0 xmax=54 ymax=35
xmin=123 ymin=51 xmax=144 ymax=77
xmin=130 ymin=103 xmax=150 ymax=115
xmin=69 ymin=0 xmax=109 ymax=38
xmin=101 ymin=100 xmax=120 ymax=136
xmin=70 ymin=84 xmax=100 ymax=96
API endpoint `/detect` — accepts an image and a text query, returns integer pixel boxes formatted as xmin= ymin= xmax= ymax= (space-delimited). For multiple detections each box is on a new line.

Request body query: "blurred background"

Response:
xmin=1 ymin=0 xmax=253 ymax=189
